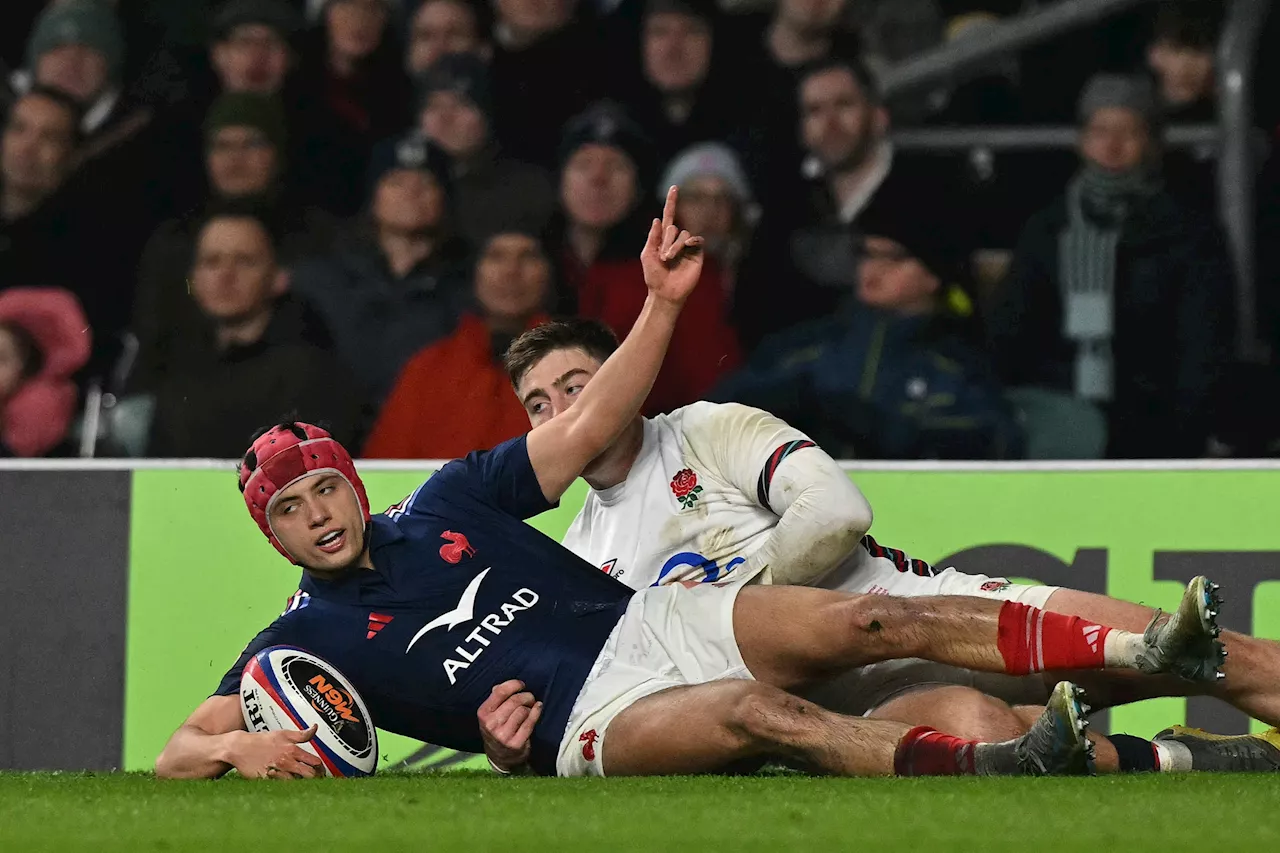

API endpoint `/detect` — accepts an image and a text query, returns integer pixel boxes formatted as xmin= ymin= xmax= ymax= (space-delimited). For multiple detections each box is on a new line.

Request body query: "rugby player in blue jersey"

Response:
xmin=155 ymin=189 xmax=1224 ymax=781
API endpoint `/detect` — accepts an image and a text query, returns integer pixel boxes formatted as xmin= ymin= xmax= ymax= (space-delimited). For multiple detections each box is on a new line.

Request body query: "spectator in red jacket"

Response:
xmin=0 ymin=288 xmax=91 ymax=457
xmin=363 ymin=228 xmax=553 ymax=459
xmin=553 ymin=103 xmax=740 ymax=415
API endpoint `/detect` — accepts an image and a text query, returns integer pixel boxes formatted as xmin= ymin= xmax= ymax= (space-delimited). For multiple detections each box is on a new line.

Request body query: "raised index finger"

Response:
xmin=661 ymin=185 xmax=677 ymax=232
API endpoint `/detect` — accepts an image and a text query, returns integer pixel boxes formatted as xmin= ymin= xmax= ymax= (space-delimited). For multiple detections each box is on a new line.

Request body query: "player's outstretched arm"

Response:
xmin=155 ymin=694 xmax=321 ymax=780
xmin=527 ymin=186 xmax=704 ymax=502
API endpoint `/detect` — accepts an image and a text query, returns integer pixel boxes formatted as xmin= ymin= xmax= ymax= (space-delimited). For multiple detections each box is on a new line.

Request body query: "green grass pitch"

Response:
xmin=3 ymin=772 xmax=1280 ymax=852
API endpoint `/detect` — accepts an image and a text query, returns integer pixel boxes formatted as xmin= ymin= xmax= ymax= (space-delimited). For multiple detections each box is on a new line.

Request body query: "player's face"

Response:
xmin=643 ymin=12 xmax=712 ymax=94
xmin=800 ymin=68 xmax=880 ymax=174
xmin=207 ymin=126 xmax=279 ymax=198
xmin=36 ymin=44 xmax=109 ymax=103
xmin=1080 ymin=107 xmax=1151 ymax=173
xmin=408 ymin=0 xmax=481 ymax=74
xmin=515 ymin=347 xmax=603 ymax=427
xmin=270 ymin=473 xmax=367 ymax=571
xmin=212 ymin=24 xmax=291 ymax=94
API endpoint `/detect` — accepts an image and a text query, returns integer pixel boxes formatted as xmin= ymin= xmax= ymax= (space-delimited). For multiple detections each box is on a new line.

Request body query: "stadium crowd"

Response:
xmin=0 ymin=0 xmax=1276 ymax=460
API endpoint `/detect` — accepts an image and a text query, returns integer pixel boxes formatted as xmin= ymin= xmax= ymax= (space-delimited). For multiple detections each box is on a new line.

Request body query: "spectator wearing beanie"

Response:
xmin=0 ymin=288 xmax=92 ymax=458
xmin=553 ymin=103 xmax=740 ymax=415
xmin=131 ymin=92 xmax=340 ymax=392
xmin=205 ymin=0 xmax=369 ymax=216
xmin=290 ymin=136 xmax=471 ymax=403
xmin=363 ymin=228 xmax=554 ymax=459
xmin=406 ymin=0 xmax=492 ymax=75
xmin=713 ymin=210 xmax=1020 ymax=460
xmin=988 ymin=74 xmax=1233 ymax=459
xmin=660 ymin=141 xmax=758 ymax=298
xmin=412 ymin=53 xmax=555 ymax=247
xmin=15 ymin=0 xmax=126 ymax=136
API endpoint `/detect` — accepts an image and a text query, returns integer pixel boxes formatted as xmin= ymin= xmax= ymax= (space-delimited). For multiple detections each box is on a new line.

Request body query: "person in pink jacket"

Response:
xmin=0 ymin=288 xmax=91 ymax=457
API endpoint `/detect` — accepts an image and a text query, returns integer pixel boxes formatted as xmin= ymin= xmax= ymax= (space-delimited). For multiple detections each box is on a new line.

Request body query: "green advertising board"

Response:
xmin=123 ymin=467 xmax=1280 ymax=772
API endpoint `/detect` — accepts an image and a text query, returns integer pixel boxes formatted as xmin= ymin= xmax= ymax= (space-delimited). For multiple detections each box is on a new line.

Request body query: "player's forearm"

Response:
xmin=155 ymin=726 xmax=245 ymax=780
xmin=574 ymin=296 xmax=679 ymax=444
xmin=749 ymin=454 xmax=873 ymax=587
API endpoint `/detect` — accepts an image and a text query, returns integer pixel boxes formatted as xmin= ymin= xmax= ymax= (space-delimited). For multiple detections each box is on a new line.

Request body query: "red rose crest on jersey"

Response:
xmin=670 ymin=468 xmax=704 ymax=509
xmin=439 ymin=530 xmax=476 ymax=564
xmin=580 ymin=729 xmax=599 ymax=761
xmin=979 ymin=580 xmax=1011 ymax=593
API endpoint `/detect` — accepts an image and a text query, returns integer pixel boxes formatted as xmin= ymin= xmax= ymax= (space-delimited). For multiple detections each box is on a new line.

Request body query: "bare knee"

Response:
xmin=723 ymin=683 xmax=820 ymax=750
xmin=826 ymin=595 xmax=922 ymax=660
xmin=871 ymin=686 xmax=1028 ymax=741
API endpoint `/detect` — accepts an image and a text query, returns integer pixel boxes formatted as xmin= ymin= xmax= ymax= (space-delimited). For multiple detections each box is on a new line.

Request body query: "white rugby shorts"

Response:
xmin=556 ymin=581 xmax=753 ymax=777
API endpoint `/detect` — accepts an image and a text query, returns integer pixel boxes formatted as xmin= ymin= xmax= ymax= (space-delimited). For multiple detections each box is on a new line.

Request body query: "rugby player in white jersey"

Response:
xmin=475 ymin=315 xmax=1280 ymax=776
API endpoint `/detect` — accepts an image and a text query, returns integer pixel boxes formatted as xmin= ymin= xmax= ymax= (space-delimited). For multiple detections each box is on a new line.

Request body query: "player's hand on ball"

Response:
xmin=640 ymin=185 xmax=704 ymax=306
xmin=235 ymin=724 xmax=323 ymax=780
xmin=478 ymin=680 xmax=542 ymax=774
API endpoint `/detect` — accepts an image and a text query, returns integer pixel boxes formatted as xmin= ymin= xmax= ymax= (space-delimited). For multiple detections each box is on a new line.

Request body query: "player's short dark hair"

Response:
xmin=796 ymin=53 xmax=881 ymax=106
xmin=1153 ymin=1 xmax=1222 ymax=50
xmin=0 ymin=320 xmax=44 ymax=381
xmin=502 ymin=319 xmax=619 ymax=387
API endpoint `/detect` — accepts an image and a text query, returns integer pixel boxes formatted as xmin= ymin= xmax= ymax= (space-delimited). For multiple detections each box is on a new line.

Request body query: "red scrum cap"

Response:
xmin=239 ymin=422 xmax=371 ymax=562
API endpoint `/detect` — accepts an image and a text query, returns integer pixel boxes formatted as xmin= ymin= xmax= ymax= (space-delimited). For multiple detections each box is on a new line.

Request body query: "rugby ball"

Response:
xmin=240 ymin=645 xmax=378 ymax=777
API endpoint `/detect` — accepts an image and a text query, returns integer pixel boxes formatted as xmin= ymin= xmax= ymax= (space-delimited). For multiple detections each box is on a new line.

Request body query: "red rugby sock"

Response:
xmin=893 ymin=727 xmax=979 ymax=776
xmin=996 ymin=601 xmax=1113 ymax=675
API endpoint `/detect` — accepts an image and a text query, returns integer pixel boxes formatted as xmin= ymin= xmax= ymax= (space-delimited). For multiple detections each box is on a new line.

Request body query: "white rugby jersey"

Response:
xmin=562 ymin=402 xmax=933 ymax=590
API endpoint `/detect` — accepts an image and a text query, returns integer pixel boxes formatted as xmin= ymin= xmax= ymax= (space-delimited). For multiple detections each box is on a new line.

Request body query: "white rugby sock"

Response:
xmin=1153 ymin=739 xmax=1193 ymax=772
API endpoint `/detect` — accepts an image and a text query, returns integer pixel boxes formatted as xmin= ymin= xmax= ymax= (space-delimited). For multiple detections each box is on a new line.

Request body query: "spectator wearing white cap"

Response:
xmin=660 ymin=141 xmax=758 ymax=297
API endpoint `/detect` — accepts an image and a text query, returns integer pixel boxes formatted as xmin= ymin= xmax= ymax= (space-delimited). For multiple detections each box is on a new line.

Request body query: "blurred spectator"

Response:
xmin=987 ymin=74 xmax=1234 ymax=459
xmin=297 ymin=0 xmax=414 ymax=213
xmin=553 ymin=103 xmax=740 ymax=414
xmin=629 ymin=0 xmax=742 ymax=169
xmin=713 ymin=220 xmax=1019 ymax=460
xmin=13 ymin=0 xmax=126 ymax=136
xmin=0 ymin=288 xmax=92 ymax=458
xmin=0 ymin=86 xmax=135 ymax=366
xmin=1146 ymin=1 xmax=1223 ymax=211
xmin=406 ymin=0 xmax=492 ymax=75
xmin=412 ymin=52 xmax=555 ymax=246
xmin=659 ymin=141 xmax=758 ymax=297
xmin=207 ymin=0 xmax=366 ymax=215
xmin=733 ymin=55 xmax=966 ymax=349
xmin=364 ymin=229 xmax=552 ymax=458
xmin=488 ymin=0 xmax=612 ymax=168
xmin=290 ymin=137 xmax=470 ymax=403
xmin=146 ymin=211 xmax=365 ymax=457
xmin=210 ymin=0 xmax=302 ymax=95
xmin=1146 ymin=1 xmax=1220 ymax=122
xmin=738 ymin=0 xmax=861 ymax=184
xmin=131 ymin=93 xmax=340 ymax=390
xmin=303 ymin=0 xmax=413 ymax=138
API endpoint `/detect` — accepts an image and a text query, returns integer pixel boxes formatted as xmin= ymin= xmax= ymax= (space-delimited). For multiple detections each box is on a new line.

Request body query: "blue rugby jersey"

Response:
xmin=216 ymin=435 xmax=633 ymax=774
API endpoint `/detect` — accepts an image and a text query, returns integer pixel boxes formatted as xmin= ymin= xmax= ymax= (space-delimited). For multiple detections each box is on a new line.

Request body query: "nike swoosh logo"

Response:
xmin=405 ymin=568 xmax=491 ymax=654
